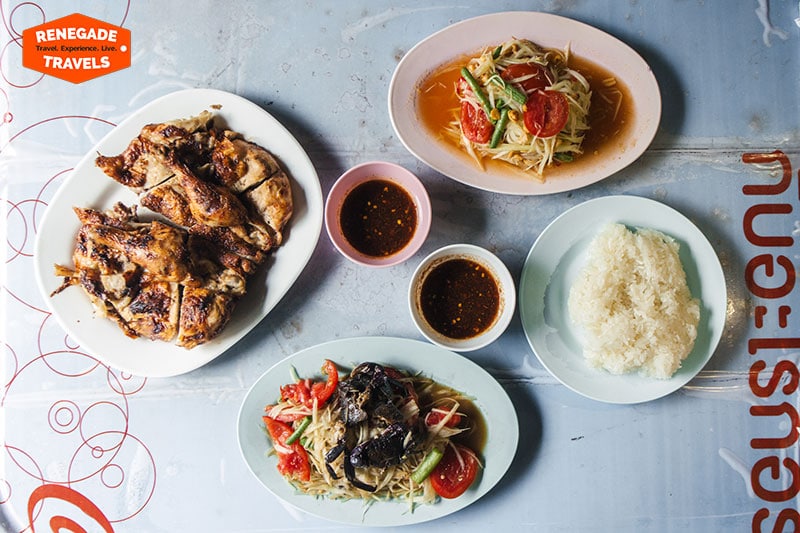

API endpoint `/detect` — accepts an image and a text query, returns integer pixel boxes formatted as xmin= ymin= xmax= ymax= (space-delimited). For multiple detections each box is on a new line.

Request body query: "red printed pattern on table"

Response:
xmin=28 ymin=484 xmax=114 ymax=532
xmin=1 ymin=100 xmax=155 ymax=530
xmin=741 ymin=150 xmax=800 ymax=533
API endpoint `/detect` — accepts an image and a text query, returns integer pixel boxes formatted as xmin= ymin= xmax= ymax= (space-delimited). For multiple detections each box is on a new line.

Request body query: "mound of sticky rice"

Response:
xmin=568 ymin=223 xmax=700 ymax=379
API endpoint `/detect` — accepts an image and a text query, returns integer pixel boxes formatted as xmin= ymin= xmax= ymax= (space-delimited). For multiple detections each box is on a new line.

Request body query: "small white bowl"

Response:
xmin=409 ymin=244 xmax=515 ymax=352
xmin=325 ymin=161 xmax=431 ymax=268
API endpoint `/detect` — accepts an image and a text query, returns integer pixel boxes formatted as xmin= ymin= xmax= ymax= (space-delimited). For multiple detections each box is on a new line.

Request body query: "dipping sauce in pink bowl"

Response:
xmin=325 ymin=161 xmax=431 ymax=267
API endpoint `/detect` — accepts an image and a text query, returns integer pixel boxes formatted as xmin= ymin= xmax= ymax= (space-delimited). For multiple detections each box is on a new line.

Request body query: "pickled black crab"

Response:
xmin=324 ymin=362 xmax=424 ymax=492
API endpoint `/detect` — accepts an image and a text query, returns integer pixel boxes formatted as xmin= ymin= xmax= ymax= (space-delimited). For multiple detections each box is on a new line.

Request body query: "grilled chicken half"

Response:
xmin=53 ymin=204 xmax=247 ymax=347
xmin=54 ymin=111 xmax=294 ymax=349
xmin=95 ymin=111 xmax=293 ymax=245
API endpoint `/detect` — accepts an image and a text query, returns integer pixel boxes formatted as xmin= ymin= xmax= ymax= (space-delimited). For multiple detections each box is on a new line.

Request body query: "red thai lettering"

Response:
xmin=744 ymin=254 xmax=796 ymax=299
xmin=751 ymin=456 xmax=800 ymax=502
xmin=749 ymin=360 xmax=800 ymax=398
xmin=743 ymin=204 xmax=794 ymax=247
xmin=741 ymin=150 xmax=793 ymax=197
xmin=752 ymin=507 xmax=800 ymax=533
xmin=749 ymin=402 xmax=800 ymax=449
xmin=749 ymin=337 xmax=800 ymax=356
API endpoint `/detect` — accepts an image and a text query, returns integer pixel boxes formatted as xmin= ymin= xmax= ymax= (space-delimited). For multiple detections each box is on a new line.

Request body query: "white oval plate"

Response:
xmin=237 ymin=336 xmax=519 ymax=527
xmin=388 ymin=11 xmax=661 ymax=195
xmin=33 ymin=88 xmax=323 ymax=378
xmin=518 ymin=196 xmax=726 ymax=404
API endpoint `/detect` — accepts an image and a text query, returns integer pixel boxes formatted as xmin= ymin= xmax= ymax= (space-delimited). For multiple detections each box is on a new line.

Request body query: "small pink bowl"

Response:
xmin=325 ymin=161 xmax=431 ymax=267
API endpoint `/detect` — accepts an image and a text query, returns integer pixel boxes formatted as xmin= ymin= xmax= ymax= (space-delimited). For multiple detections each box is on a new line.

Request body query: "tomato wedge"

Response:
xmin=501 ymin=63 xmax=550 ymax=94
xmin=310 ymin=359 xmax=338 ymax=405
xmin=430 ymin=444 xmax=480 ymax=499
xmin=460 ymin=100 xmax=493 ymax=144
xmin=280 ymin=379 xmax=310 ymax=406
xmin=262 ymin=416 xmax=311 ymax=482
xmin=523 ymin=90 xmax=569 ymax=138
xmin=424 ymin=409 xmax=462 ymax=428
xmin=280 ymin=359 xmax=339 ymax=409
xmin=270 ymin=410 xmax=309 ymax=423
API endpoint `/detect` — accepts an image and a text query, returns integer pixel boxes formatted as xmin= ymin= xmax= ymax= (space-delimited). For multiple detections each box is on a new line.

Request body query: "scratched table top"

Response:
xmin=2 ymin=1 xmax=799 ymax=531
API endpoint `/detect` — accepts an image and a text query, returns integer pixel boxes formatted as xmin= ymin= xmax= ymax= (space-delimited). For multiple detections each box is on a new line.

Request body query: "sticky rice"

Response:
xmin=568 ymin=223 xmax=700 ymax=379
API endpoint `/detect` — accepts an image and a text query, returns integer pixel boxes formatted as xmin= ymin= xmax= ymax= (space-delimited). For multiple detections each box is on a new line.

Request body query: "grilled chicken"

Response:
xmin=80 ymin=219 xmax=196 ymax=284
xmin=211 ymin=131 xmax=282 ymax=192
xmin=120 ymin=277 xmax=181 ymax=341
xmin=53 ymin=205 xmax=183 ymax=342
xmin=53 ymin=110 xmax=295 ymax=349
xmin=186 ymin=224 xmax=264 ymax=276
xmin=177 ymin=286 xmax=238 ymax=349
xmin=95 ymin=112 xmax=215 ymax=193
xmin=245 ymin=172 xmax=293 ymax=244
xmin=53 ymin=203 xmax=250 ymax=346
xmin=96 ymin=111 xmax=292 ymax=243
xmin=139 ymin=170 xmax=276 ymax=250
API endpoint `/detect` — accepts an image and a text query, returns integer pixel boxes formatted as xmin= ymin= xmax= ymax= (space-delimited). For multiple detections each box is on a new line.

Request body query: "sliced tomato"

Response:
xmin=430 ymin=444 xmax=480 ymax=499
xmin=460 ymin=100 xmax=493 ymax=144
xmin=424 ymin=409 xmax=462 ymax=428
xmin=501 ymin=63 xmax=550 ymax=94
xmin=280 ymin=359 xmax=339 ymax=409
xmin=280 ymin=378 xmax=311 ymax=406
xmin=267 ymin=409 xmax=309 ymax=423
xmin=456 ymin=76 xmax=471 ymax=98
xmin=310 ymin=359 xmax=338 ymax=406
xmin=523 ymin=90 xmax=569 ymax=138
xmin=262 ymin=416 xmax=311 ymax=482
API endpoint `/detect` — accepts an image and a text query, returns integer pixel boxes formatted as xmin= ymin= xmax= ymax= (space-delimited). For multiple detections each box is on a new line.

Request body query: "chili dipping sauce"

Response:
xmin=339 ymin=178 xmax=417 ymax=257
xmin=420 ymin=257 xmax=501 ymax=339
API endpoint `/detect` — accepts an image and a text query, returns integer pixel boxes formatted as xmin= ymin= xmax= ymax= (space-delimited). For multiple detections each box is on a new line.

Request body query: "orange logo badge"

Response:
xmin=22 ymin=13 xmax=131 ymax=83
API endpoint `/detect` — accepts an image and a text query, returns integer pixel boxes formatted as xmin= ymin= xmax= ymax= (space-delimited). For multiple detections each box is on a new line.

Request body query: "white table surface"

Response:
xmin=2 ymin=1 xmax=799 ymax=531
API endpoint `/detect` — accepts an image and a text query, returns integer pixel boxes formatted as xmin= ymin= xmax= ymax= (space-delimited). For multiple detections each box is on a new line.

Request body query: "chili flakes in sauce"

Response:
xmin=420 ymin=258 xmax=500 ymax=339
xmin=339 ymin=179 xmax=417 ymax=257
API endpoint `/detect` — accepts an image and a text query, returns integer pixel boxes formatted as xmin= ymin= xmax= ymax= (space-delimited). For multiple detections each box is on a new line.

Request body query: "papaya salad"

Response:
xmin=450 ymin=38 xmax=593 ymax=177
xmin=261 ymin=360 xmax=483 ymax=507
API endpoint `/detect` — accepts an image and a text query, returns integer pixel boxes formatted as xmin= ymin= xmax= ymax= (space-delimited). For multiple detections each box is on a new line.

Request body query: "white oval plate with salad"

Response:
xmin=33 ymin=88 xmax=323 ymax=378
xmin=518 ymin=195 xmax=727 ymax=403
xmin=388 ymin=11 xmax=661 ymax=195
xmin=237 ymin=336 xmax=519 ymax=527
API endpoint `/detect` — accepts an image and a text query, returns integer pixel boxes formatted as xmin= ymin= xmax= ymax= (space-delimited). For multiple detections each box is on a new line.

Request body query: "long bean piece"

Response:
xmin=489 ymin=108 xmax=509 ymax=148
xmin=285 ymin=416 xmax=311 ymax=445
xmin=460 ymin=67 xmax=494 ymax=121
xmin=489 ymin=75 xmax=528 ymax=105
xmin=410 ymin=447 xmax=444 ymax=484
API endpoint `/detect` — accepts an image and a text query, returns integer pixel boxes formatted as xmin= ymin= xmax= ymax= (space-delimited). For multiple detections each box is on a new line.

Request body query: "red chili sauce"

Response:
xmin=420 ymin=258 xmax=500 ymax=339
xmin=339 ymin=179 xmax=417 ymax=257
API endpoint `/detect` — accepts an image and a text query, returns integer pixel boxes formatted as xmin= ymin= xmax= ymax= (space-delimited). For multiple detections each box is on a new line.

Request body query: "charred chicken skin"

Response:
xmin=54 ymin=111 xmax=294 ymax=349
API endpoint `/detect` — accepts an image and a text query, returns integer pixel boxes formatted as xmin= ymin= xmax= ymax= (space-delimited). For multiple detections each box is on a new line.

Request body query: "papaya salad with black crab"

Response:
xmin=261 ymin=360 xmax=484 ymax=507
xmin=452 ymin=38 xmax=593 ymax=177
